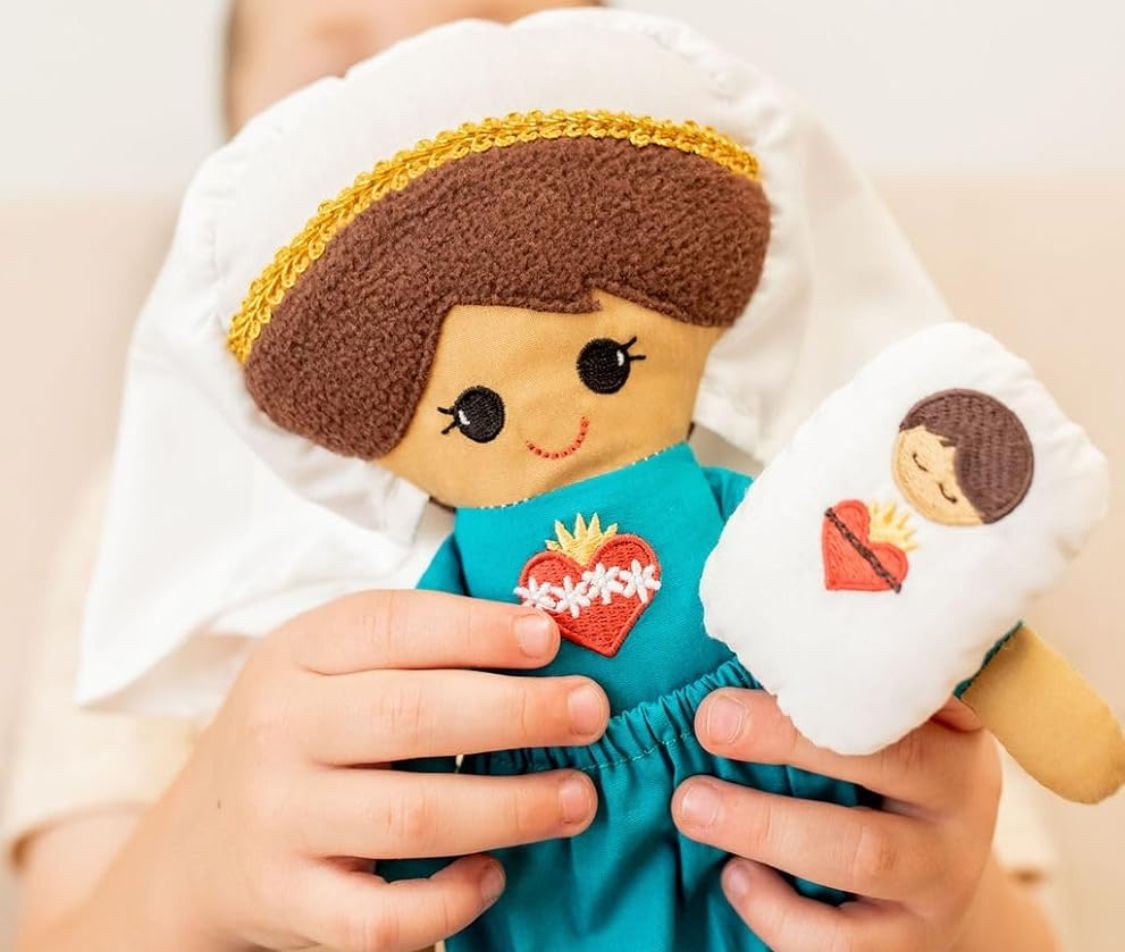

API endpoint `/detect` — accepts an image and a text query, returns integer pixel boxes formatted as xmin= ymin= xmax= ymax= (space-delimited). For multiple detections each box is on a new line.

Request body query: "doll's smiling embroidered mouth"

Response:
xmin=526 ymin=416 xmax=590 ymax=460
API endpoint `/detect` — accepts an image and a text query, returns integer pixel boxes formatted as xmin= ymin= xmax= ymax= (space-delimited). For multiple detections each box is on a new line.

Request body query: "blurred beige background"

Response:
xmin=2 ymin=2 xmax=1123 ymax=949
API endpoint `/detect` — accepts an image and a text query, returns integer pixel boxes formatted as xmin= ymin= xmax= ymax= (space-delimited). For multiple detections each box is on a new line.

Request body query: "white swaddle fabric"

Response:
xmin=79 ymin=9 xmax=956 ymax=715
xmin=702 ymin=324 xmax=1109 ymax=755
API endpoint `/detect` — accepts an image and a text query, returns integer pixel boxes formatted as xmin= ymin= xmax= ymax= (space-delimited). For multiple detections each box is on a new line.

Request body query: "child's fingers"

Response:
xmin=720 ymin=859 xmax=926 ymax=952
xmin=281 ymin=589 xmax=559 ymax=674
xmin=695 ymin=688 xmax=974 ymax=808
xmin=672 ymin=778 xmax=941 ymax=901
xmin=931 ymin=696 xmax=984 ymax=733
xmin=302 ymin=669 xmax=608 ymax=764
xmin=292 ymin=854 xmax=503 ymax=952
xmin=300 ymin=768 xmax=597 ymax=860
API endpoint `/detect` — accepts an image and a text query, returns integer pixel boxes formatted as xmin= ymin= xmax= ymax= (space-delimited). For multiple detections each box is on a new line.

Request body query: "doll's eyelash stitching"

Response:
xmin=436 ymin=386 xmax=507 ymax=443
xmin=622 ymin=336 xmax=647 ymax=363
xmin=437 ymin=405 xmax=459 ymax=435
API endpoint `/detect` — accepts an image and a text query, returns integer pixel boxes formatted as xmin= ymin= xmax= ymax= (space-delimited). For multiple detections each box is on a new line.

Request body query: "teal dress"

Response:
xmin=390 ymin=444 xmax=869 ymax=950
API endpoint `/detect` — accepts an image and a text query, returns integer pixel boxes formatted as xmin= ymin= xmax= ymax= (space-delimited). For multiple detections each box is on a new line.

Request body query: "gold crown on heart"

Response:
xmin=544 ymin=514 xmax=619 ymax=564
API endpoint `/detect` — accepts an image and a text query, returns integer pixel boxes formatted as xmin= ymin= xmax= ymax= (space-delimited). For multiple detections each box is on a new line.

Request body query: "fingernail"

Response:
xmin=479 ymin=862 xmax=505 ymax=904
xmin=705 ymin=694 xmax=746 ymax=744
xmin=724 ymin=859 xmax=752 ymax=899
xmin=559 ymin=776 xmax=592 ymax=824
xmin=567 ymin=684 xmax=605 ymax=736
xmin=515 ymin=613 xmax=554 ymax=658
xmin=679 ymin=782 xmax=721 ymax=828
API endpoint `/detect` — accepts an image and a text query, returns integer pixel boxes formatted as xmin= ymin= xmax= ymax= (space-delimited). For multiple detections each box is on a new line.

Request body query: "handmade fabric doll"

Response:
xmin=78 ymin=9 xmax=1123 ymax=952
xmin=704 ymin=323 xmax=1123 ymax=805
xmin=231 ymin=127 xmax=872 ymax=948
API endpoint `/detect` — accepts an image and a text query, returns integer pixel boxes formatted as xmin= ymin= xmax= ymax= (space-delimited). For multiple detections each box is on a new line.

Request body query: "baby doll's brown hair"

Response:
xmin=244 ymin=135 xmax=770 ymax=459
xmin=900 ymin=389 xmax=1034 ymax=523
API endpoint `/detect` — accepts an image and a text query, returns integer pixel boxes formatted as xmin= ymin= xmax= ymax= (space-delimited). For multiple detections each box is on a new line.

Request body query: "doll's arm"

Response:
xmin=702 ymin=466 xmax=754 ymax=522
xmin=961 ymin=624 xmax=1125 ymax=803
xmin=417 ymin=532 xmax=469 ymax=595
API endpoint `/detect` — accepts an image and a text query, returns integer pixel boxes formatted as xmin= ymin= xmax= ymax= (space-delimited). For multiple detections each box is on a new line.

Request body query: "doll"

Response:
xmin=232 ymin=118 xmax=864 ymax=949
xmin=79 ymin=10 xmax=1123 ymax=952
xmin=704 ymin=321 xmax=1124 ymax=803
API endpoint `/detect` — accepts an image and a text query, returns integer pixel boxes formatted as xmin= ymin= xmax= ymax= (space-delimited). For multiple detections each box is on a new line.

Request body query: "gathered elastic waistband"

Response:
xmin=466 ymin=657 xmax=758 ymax=776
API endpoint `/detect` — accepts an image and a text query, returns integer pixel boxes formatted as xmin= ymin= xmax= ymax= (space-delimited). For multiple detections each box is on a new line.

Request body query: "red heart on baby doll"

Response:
xmin=516 ymin=534 xmax=661 ymax=657
xmin=822 ymin=499 xmax=910 ymax=593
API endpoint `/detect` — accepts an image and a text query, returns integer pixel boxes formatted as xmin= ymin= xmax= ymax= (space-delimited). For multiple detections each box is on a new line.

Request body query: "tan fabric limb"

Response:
xmin=962 ymin=625 xmax=1125 ymax=804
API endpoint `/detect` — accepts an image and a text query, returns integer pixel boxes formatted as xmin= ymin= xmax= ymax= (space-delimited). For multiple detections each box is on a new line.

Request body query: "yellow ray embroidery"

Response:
xmin=546 ymin=514 xmax=618 ymax=564
xmin=867 ymin=500 xmax=919 ymax=552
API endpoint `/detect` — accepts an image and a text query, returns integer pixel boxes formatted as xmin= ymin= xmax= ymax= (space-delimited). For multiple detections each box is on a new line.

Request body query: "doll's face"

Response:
xmin=380 ymin=291 xmax=721 ymax=507
xmin=892 ymin=426 xmax=983 ymax=526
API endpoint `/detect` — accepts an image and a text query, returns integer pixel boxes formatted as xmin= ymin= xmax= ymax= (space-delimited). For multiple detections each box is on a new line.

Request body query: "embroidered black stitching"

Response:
xmin=824 ymin=506 xmax=903 ymax=594
xmin=438 ymin=386 xmax=506 ymax=443
xmin=576 ymin=336 xmax=646 ymax=395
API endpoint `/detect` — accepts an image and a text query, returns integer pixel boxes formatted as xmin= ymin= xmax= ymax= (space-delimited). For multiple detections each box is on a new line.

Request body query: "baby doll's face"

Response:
xmin=892 ymin=426 xmax=983 ymax=526
xmin=380 ymin=291 xmax=721 ymax=507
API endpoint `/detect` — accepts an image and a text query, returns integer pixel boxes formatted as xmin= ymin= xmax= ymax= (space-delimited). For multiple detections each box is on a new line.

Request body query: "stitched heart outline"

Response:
xmin=822 ymin=499 xmax=910 ymax=593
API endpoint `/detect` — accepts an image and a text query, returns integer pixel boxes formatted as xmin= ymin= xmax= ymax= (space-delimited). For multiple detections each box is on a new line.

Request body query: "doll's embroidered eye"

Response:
xmin=438 ymin=386 xmax=506 ymax=443
xmin=577 ymin=337 xmax=646 ymax=394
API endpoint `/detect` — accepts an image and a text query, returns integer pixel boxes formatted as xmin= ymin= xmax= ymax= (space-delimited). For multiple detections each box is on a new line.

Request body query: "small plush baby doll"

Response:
xmin=705 ymin=321 xmax=1123 ymax=804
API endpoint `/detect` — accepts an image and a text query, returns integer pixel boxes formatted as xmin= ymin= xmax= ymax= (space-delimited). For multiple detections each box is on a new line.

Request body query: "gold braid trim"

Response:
xmin=226 ymin=109 xmax=762 ymax=364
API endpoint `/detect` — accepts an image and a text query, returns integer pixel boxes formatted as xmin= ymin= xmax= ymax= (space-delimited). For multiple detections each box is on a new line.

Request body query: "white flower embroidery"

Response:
xmin=581 ymin=563 xmax=624 ymax=605
xmin=515 ymin=560 xmax=661 ymax=618
xmin=619 ymin=559 xmax=662 ymax=605
xmin=513 ymin=575 xmax=558 ymax=611
xmin=551 ymin=576 xmax=592 ymax=618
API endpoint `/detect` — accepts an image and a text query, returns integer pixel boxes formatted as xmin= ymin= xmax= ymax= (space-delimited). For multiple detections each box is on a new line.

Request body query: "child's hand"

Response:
xmin=149 ymin=590 xmax=608 ymax=952
xmin=672 ymin=689 xmax=1004 ymax=951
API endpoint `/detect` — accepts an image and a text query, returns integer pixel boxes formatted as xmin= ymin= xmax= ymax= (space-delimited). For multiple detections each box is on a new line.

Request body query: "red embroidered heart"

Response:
xmin=822 ymin=499 xmax=910 ymax=593
xmin=516 ymin=535 xmax=661 ymax=657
